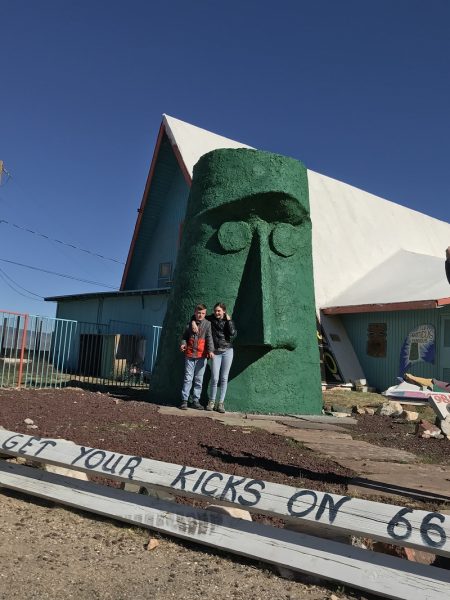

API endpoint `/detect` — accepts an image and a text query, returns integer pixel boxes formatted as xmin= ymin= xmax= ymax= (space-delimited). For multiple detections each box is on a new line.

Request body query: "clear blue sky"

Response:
xmin=1 ymin=0 xmax=449 ymax=317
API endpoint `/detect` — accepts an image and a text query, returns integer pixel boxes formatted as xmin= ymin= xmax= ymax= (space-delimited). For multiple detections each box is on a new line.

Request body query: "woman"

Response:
xmin=191 ymin=302 xmax=236 ymax=413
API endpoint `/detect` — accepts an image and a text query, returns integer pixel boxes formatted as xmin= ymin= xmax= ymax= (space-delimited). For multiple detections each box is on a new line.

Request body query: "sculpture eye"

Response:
xmin=271 ymin=223 xmax=301 ymax=257
xmin=217 ymin=221 xmax=252 ymax=253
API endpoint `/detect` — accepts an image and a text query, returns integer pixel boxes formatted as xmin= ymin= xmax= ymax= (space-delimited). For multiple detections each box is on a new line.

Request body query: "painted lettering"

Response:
xmin=18 ymin=436 xmax=40 ymax=454
xmin=200 ymin=472 xmax=223 ymax=496
xmin=101 ymin=453 xmax=124 ymax=474
xmin=419 ymin=513 xmax=446 ymax=548
xmin=170 ymin=466 xmax=198 ymax=490
xmin=219 ymin=475 xmax=246 ymax=502
xmin=287 ymin=490 xmax=317 ymax=517
xmin=118 ymin=456 xmax=142 ymax=480
xmin=71 ymin=446 xmax=95 ymax=465
xmin=85 ymin=450 xmax=107 ymax=469
xmin=34 ymin=439 xmax=57 ymax=456
xmin=192 ymin=471 xmax=207 ymax=492
xmin=2 ymin=434 xmax=25 ymax=450
xmin=315 ymin=494 xmax=351 ymax=524
xmin=238 ymin=480 xmax=265 ymax=507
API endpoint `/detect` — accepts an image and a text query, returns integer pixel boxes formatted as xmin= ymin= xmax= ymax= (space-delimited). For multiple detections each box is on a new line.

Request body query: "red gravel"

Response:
xmin=0 ymin=387 xmax=353 ymax=495
xmin=342 ymin=414 xmax=450 ymax=464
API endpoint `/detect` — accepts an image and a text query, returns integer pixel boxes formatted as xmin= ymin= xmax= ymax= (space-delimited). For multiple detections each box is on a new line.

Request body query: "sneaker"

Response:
xmin=191 ymin=401 xmax=204 ymax=410
xmin=216 ymin=402 xmax=225 ymax=414
xmin=180 ymin=401 xmax=188 ymax=410
xmin=206 ymin=400 xmax=215 ymax=411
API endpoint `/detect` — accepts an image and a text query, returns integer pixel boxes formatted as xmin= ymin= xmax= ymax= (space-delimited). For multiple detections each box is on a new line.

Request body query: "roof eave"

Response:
xmin=321 ymin=297 xmax=450 ymax=315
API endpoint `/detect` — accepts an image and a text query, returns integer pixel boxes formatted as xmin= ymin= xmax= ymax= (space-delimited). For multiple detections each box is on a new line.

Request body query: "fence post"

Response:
xmin=17 ymin=313 xmax=29 ymax=389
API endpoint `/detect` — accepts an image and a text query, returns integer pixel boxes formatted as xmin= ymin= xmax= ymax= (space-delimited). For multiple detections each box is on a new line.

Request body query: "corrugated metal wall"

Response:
xmin=56 ymin=294 xmax=169 ymax=328
xmin=342 ymin=305 xmax=450 ymax=392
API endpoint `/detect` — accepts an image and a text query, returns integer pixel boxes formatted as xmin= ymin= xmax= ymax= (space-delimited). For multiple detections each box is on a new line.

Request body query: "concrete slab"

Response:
xmin=345 ymin=460 xmax=450 ymax=502
xmin=276 ymin=419 xmax=348 ymax=432
xmin=303 ymin=440 xmax=417 ymax=463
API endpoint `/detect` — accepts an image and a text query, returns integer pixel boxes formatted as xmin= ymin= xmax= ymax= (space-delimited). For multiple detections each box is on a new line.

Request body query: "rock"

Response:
xmin=284 ymin=520 xmax=349 ymax=544
xmin=376 ymin=402 xmax=403 ymax=417
xmin=439 ymin=417 xmax=450 ymax=438
xmin=401 ymin=410 xmax=419 ymax=422
xmin=331 ymin=405 xmax=352 ymax=415
xmin=146 ymin=537 xmax=160 ymax=551
xmin=24 ymin=418 xmax=34 ymax=425
xmin=41 ymin=464 xmax=89 ymax=481
xmin=416 ymin=419 xmax=442 ymax=438
xmin=26 ymin=424 xmax=38 ymax=429
xmin=364 ymin=407 xmax=375 ymax=415
xmin=206 ymin=505 xmax=252 ymax=521
xmin=352 ymin=405 xmax=365 ymax=415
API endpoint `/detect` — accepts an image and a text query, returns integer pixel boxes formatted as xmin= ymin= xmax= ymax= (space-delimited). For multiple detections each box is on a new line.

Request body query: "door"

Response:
xmin=440 ymin=317 xmax=450 ymax=382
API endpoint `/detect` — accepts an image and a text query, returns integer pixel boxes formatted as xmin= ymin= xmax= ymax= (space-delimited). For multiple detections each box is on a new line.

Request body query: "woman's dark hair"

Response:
xmin=214 ymin=302 xmax=226 ymax=312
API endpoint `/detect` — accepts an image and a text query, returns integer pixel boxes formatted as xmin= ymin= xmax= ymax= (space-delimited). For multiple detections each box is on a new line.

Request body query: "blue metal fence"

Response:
xmin=0 ymin=310 xmax=162 ymax=389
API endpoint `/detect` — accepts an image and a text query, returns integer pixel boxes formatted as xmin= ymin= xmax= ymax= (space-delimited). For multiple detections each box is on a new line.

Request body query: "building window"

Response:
xmin=367 ymin=323 xmax=387 ymax=358
xmin=158 ymin=262 xmax=173 ymax=288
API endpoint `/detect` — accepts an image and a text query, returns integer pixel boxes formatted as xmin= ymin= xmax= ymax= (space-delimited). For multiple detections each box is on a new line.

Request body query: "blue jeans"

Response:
xmin=210 ymin=348 xmax=234 ymax=402
xmin=181 ymin=357 xmax=207 ymax=402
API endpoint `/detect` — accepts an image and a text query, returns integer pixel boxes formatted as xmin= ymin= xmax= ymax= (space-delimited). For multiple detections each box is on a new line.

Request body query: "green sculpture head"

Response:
xmin=150 ymin=148 xmax=322 ymax=414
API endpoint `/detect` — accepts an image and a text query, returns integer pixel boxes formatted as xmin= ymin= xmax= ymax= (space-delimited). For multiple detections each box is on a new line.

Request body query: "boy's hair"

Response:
xmin=195 ymin=303 xmax=207 ymax=311
xmin=214 ymin=302 xmax=227 ymax=312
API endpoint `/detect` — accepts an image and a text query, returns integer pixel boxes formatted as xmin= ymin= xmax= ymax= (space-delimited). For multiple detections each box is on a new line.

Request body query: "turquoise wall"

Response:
xmin=123 ymin=134 xmax=190 ymax=290
xmin=56 ymin=294 xmax=168 ymax=327
xmin=341 ymin=305 xmax=450 ymax=391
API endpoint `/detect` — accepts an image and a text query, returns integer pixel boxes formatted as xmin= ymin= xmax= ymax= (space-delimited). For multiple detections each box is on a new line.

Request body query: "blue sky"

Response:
xmin=1 ymin=0 xmax=449 ymax=317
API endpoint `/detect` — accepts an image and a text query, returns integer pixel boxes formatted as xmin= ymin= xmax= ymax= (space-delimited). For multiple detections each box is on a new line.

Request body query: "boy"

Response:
xmin=180 ymin=304 xmax=214 ymax=410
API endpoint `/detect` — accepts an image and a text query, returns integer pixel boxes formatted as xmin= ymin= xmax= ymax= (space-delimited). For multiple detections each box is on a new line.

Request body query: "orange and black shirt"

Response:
xmin=181 ymin=319 xmax=214 ymax=358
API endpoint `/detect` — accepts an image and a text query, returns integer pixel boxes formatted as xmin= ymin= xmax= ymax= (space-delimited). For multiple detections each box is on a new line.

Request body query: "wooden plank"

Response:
xmin=0 ymin=460 xmax=449 ymax=600
xmin=0 ymin=428 xmax=449 ymax=557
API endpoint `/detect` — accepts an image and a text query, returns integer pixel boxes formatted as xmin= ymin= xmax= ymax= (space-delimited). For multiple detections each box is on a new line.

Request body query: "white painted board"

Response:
xmin=1 ymin=460 xmax=449 ymax=600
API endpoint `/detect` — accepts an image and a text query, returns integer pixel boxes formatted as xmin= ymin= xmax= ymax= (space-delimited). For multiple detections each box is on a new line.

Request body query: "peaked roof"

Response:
xmin=122 ymin=115 xmax=450 ymax=310
xmin=322 ymin=250 xmax=450 ymax=313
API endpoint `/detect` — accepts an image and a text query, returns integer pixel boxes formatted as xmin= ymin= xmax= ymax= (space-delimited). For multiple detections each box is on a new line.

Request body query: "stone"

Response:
xmin=331 ymin=405 xmax=352 ymax=414
xmin=284 ymin=520 xmax=349 ymax=544
xmin=376 ymin=402 xmax=403 ymax=417
xmin=146 ymin=538 xmax=160 ymax=551
xmin=24 ymin=418 xmax=34 ymax=425
xmin=401 ymin=410 xmax=419 ymax=422
xmin=41 ymin=464 xmax=89 ymax=481
xmin=206 ymin=505 xmax=252 ymax=521
xmin=439 ymin=417 xmax=450 ymax=438
xmin=364 ymin=407 xmax=375 ymax=415
xmin=26 ymin=424 xmax=38 ymax=429
xmin=416 ymin=419 xmax=441 ymax=438
xmin=352 ymin=405 xmax=365 ymax=415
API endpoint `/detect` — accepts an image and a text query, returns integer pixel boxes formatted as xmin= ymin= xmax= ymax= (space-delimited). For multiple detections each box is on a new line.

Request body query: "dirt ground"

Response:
xmin=0 ymin=386 xmax=447 ymax=600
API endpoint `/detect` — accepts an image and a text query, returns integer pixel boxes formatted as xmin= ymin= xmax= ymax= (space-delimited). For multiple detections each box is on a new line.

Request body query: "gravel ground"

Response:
xmin=0 ymin=490 xmax=360 ymax=600
xmin=0 ymin=387 xmax=365 ymax=600
xmin=342 ymin=414 xmax=450 ymax=464
xmin=0 ymin=386 xmax=446 ymax=600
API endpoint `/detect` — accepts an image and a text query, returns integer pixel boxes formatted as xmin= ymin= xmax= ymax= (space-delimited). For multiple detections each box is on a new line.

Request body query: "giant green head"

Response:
xmin=150 ymin=148 xmax=322 ymax=414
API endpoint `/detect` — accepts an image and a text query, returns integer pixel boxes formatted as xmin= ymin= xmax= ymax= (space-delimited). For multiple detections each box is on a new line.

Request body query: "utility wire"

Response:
xmin=0 ymin=258 xmax=119 ymax=290
xmin=0 ymin=267 xmax=45 ymax=302
xmin=0 ymin=266 xmax=44 ymax=298
xmin=0 ymin=219 xmax=125 ymax=264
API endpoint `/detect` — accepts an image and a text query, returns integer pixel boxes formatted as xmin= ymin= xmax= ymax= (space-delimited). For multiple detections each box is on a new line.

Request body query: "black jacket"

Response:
xmin=208 ymin=315 xmax=237 ymax=351
xmin=191 ymin=314 xmax=237 ymax=351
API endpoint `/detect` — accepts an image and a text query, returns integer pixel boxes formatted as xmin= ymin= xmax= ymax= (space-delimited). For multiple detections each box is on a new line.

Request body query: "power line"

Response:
xmin=0 ymin=266 xmax=44 ymax=298
xmin=0 ymin=267 xmax=45 ymax=302
xmin=0 ymin=219 xmax=125 ymax=264
xmin=0 ymin=258 xmax=119 ymax=289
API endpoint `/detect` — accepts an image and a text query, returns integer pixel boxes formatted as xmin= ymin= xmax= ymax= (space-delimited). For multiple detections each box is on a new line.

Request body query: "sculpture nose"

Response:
xmin=233 ymin=224 xmax=275 ymax=347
